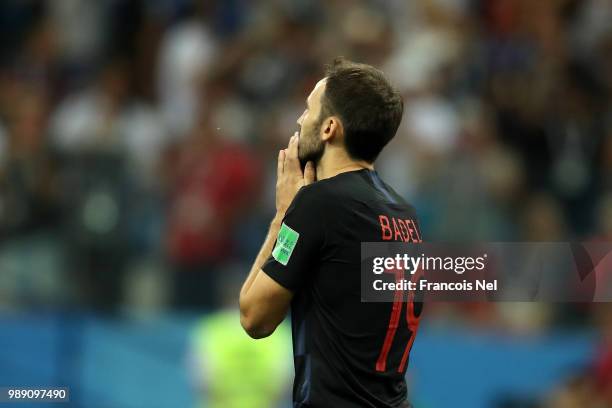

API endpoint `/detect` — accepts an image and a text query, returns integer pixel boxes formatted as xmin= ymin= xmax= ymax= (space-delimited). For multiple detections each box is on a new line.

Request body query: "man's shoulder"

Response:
xmin=296 ymin=170 xmax=417 ymax=214
xmin=293 ymin=179 xmax=337 ymax=207
xmin=288 ymin=177 xmax=352 ymax=221
xmin=297 ymin=172 xmax=359 ymax=203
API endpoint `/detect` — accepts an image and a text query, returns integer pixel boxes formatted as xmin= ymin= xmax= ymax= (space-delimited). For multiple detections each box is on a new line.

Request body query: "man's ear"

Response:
xmin=321 ymin=116 xmax=343 ymax=142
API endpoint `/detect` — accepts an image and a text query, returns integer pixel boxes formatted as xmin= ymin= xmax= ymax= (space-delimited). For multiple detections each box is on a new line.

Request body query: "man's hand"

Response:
xmin=240 ymin=133 xmax=312 ymax=338
xmin=276 ymin=132 xmax=315 ymax=218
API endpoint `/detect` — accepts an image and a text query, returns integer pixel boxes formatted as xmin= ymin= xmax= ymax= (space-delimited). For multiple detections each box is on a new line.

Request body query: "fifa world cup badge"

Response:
xmin=272 ymin=223 xmax=300 ymax=266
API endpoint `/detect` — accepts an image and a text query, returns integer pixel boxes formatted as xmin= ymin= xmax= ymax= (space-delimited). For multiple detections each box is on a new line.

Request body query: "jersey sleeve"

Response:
xmin=262 ymin=184 xmax=327 ymax=292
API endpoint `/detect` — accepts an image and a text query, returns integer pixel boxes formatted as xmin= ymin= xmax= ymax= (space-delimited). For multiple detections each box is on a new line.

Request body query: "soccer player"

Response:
xmin=239 ymin=57 xmax=423 ymax=408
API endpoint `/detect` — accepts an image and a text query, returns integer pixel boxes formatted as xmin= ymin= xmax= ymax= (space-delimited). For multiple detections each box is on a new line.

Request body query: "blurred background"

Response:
xmin=0 ymin=0 xmax=611 ymax=407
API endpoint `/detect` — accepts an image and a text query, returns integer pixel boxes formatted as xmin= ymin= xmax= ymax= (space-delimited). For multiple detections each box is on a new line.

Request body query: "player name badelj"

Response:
xmin=373 ymin=279 xmax=498 ymax=291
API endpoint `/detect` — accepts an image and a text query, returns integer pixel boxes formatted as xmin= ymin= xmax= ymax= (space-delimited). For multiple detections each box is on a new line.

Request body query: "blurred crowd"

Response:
xmin=0 ymin=0 xmax=612 ymax=406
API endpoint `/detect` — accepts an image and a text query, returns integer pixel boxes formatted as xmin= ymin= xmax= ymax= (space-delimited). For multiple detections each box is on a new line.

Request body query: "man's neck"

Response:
xmin=316 ymin=154 xmax=374 ymax=181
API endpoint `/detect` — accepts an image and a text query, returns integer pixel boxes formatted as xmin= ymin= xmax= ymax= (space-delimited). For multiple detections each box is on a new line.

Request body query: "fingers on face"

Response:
xmin=286 ymin=133 xmax=299 ymax=165
xmin=278 ymin=133 xmax=300 ymax=177
xmin=277 ymin=149 xmax=285 ymax=175
xmin=304 ymin=161 xmax=316 ymax=184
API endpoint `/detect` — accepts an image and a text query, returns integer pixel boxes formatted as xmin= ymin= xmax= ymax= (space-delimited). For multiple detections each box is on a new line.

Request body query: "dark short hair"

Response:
xmin=321 ymin=57 xmax=404 ymax=163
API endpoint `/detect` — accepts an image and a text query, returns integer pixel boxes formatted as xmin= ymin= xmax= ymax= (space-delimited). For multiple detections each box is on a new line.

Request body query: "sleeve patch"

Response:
xmin=272 ymin=222 xmax=300 ymax=266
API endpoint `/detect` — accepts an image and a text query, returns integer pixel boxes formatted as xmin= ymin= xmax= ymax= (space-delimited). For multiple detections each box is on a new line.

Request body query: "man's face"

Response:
xmin=297 ymin=79 xmax=327 ymax=168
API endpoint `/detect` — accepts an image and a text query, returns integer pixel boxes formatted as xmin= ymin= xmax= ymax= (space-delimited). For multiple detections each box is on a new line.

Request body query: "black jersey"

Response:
xmin=263 ymin=169 xmax=423 ymax=408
